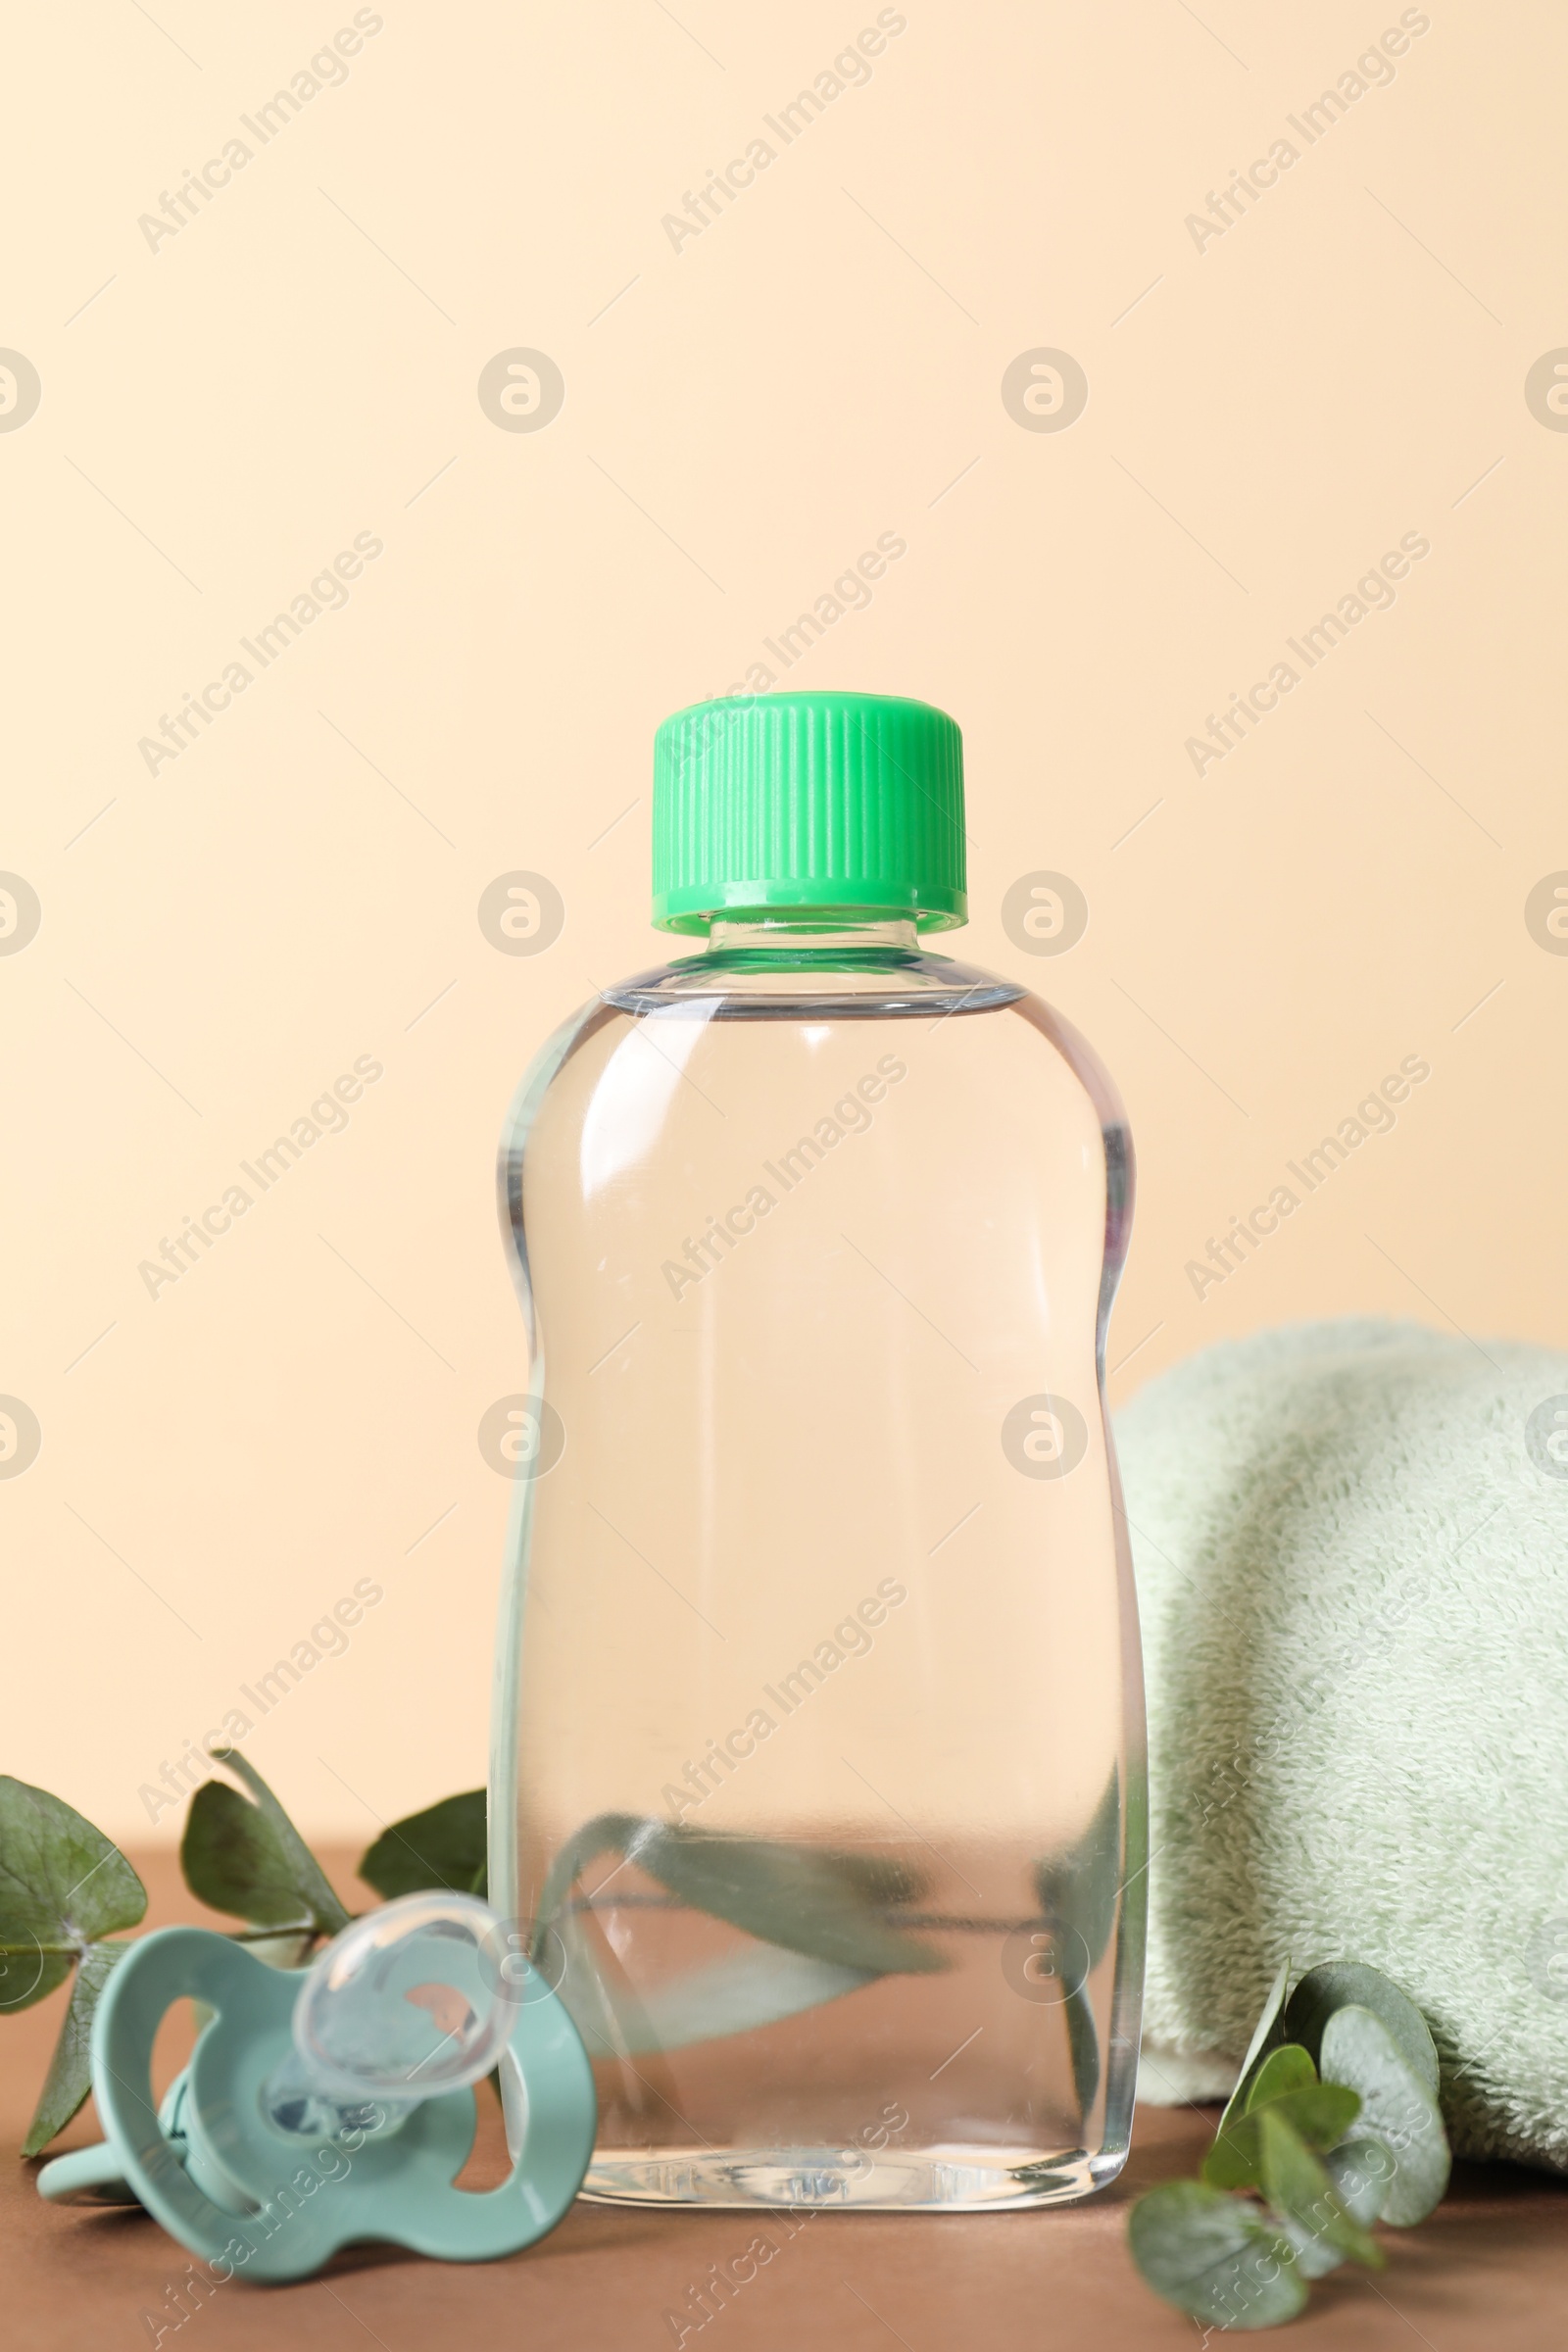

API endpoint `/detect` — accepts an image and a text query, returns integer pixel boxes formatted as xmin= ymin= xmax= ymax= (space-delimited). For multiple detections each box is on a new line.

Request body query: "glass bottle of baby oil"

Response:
xmin=490 ymin=690 xmax=1145 ymax=2210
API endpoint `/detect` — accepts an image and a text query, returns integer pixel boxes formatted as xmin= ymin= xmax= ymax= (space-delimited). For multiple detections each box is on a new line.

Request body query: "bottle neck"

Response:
xmin=705 ymin=913 xmax=920 ymax=956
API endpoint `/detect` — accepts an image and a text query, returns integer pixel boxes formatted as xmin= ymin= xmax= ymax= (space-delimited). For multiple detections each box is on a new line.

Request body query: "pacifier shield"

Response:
xmin=83 ymin=1926 xmax=594 ymax=2281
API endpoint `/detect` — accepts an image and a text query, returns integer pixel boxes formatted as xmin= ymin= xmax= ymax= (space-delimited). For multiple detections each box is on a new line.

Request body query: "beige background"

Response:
xmin=2 ymin=0 xmax=1562 ymax=1844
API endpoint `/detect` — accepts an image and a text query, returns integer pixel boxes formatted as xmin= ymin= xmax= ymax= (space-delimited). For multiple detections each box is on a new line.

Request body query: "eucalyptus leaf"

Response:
xmin=1034 ymin=1766 xmax=1121 ymax=1969
xmin=194 ymin=1751 xmax=349 ymax=1936
xmin=816 ymin=1850 xmax=925 ymax=1908
xmin=638 ymin=1947 xmax=877 ymax=2050
xmin=0 ymin=1778 xmax=145 ymax=2016
xmin=1273 ymin=2210 xmax=1347 ymax=2282
xmin=1326 ymin=2137 xmax=1396 ymax=2227
xmin=629 ymin=1822 xmax=946 ymax=1975
xmin=1242 ymin=2042 xmax=1318 ymax=2112
xmin=566 ymin=1945 xmax=879 ymax=2056
xmin=1216 ymin=1958 xmax=1291 ymax=2136
xmin=546 ymin=1889 xmax=869 ymax=2079
xmin=532 ymin=1811 xmax=642 ymax=1943
xmin=1009 ymin=2160 xmax=1078 ymax=2194
xmin=1031 ymin=1769 xmax=1124 ymax=2125
xmin=22 ymin=1941 xmax=125 ymax=2157
xmin=1284 ymin=1962 xmax=1440 ymax=2093
xmin=544 ymin=1828 xmax=768 ymax=2066
xmin=1203 ymin=2082 xmax=1362 ymax=2189
xmin=0 ymin=1945 xmax=69 ymax=2017
xmin=1318 ymin=2005 xmax=1449 ymax=2226
xmin=538 ymin=1815 xmax=945 ymax=1978
xmin=1128 ymin=2180 xmax=1306 ymax=2329
xmin=360 ymin=1790 xmax=487 ymax=1902
xmin=1063 ymin=1982 xmax=1100 ymax=2119
xmin=1258 ymin=2106 xmax=1382 ymax=2276
xmin=181 ymin=1784 xmax=318 ymax=1930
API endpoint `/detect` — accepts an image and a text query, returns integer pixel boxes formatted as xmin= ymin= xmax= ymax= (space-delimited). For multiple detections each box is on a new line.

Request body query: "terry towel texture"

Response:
xmin=1116 ymin=1318 xmax=1568 ymax=2172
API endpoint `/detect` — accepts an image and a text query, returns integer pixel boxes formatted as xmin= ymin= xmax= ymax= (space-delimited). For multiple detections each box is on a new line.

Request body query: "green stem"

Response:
xmin=224 ymin=1924 xmax=323 ymax=1943
xmin=0 ymin=1923 xmax=328 ymax=1969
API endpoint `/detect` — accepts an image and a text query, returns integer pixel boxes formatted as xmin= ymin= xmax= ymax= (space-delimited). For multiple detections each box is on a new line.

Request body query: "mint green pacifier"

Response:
xmin=36 ymin=1892 xmax=595 ymax=2281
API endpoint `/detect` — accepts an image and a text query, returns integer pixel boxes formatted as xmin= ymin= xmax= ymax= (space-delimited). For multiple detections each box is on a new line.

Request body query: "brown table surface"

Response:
xmin=4 ymin=1851 xmax=1564 ymax=2350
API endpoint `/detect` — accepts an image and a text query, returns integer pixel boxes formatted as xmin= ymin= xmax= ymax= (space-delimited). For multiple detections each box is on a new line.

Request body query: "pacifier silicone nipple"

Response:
xmin=263 ymin=1891 xmax=510 ymax=2139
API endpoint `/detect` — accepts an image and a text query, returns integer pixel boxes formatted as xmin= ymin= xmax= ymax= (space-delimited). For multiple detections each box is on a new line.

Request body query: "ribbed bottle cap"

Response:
xmin=651 ymin=690 xmax=966 ymax=935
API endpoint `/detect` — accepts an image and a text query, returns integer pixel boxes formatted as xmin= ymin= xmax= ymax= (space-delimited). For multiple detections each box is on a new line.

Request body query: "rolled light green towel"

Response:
xmin=1116 ymin=1317 xmax=1568 ymax=2171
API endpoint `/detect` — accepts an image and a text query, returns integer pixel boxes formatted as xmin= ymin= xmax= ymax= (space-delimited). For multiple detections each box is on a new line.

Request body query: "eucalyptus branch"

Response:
xmin=1128 ymin=1960 xmax=1451 ymax=2328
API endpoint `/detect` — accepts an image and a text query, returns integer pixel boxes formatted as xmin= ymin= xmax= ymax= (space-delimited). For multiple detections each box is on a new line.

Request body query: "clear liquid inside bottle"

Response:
xmin=490 ymin=915 xmax=1146 ymax=2210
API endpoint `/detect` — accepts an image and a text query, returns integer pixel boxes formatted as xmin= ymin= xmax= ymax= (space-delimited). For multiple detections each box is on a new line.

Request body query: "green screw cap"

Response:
xmin=652 ymin=690 xmax=967 ymax=935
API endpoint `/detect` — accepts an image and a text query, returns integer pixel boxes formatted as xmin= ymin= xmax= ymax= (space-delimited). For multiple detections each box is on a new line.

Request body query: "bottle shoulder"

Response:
xmin=599 ymin=944 xmax=1023 ymax=1021
xmin=514 ymin=953 xmax=1129 ymax=1143
xmin=588 ymin=949 xmax=1127 ymax=1138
